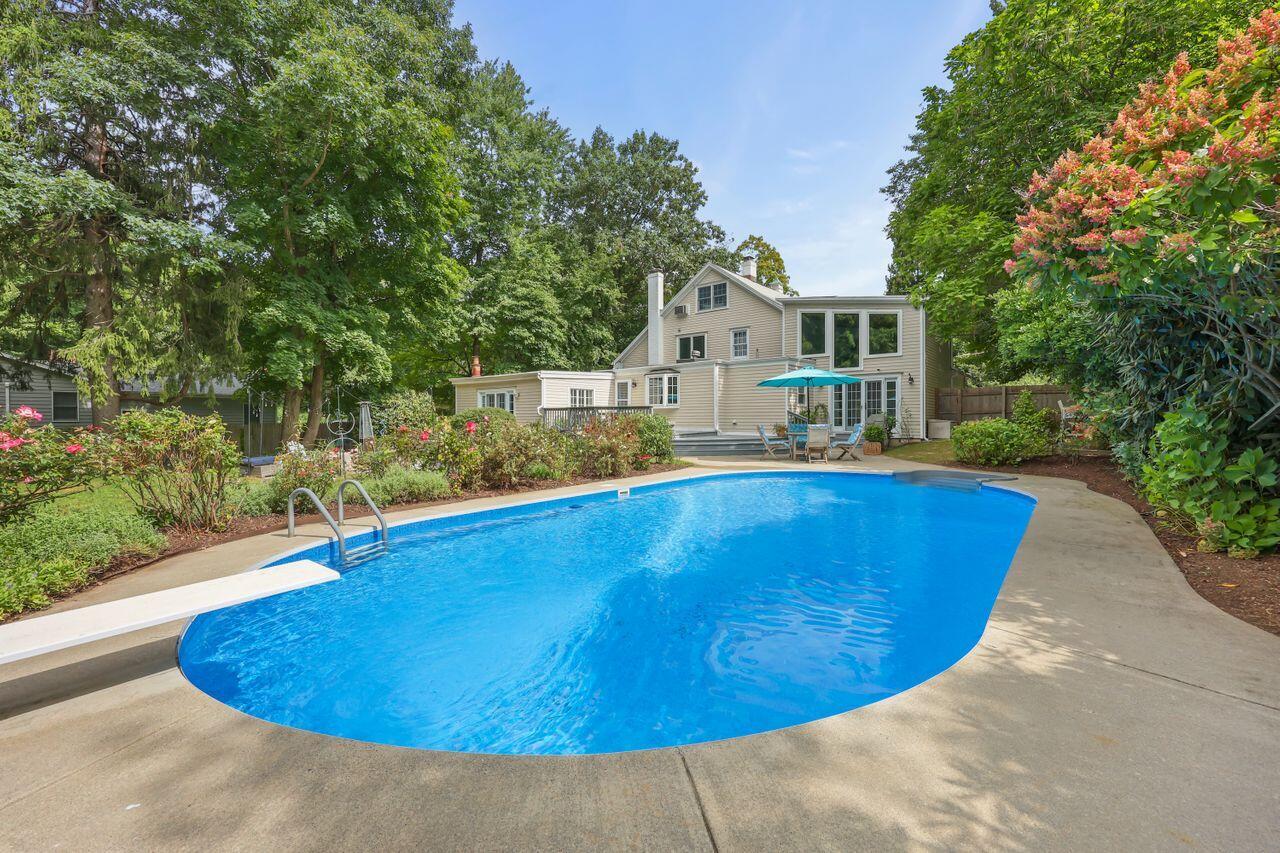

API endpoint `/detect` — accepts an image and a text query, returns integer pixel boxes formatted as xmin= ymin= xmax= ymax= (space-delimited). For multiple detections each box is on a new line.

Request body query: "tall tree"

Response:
xmin=213 ymin=0 xmax=465 ymax=442
xmin=0 ymin=0 xmax=247 ymax=421
xmin=734 ymin=234 xmax=793 ymax=294
xmin=884 ymin=0 xmax=1266 ymax=379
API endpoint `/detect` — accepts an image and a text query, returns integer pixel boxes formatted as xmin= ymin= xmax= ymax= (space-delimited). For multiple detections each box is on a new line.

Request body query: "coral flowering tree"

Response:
xmin=1005 ymin=10 xmax=1280 ymax=449
xmin=0 ymin=408 xmax=103 ymax=525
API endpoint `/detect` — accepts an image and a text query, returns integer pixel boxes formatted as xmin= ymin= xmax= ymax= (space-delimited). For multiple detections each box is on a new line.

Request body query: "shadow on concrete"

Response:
xmin=0 ymin=637 xmax=177 ymax=721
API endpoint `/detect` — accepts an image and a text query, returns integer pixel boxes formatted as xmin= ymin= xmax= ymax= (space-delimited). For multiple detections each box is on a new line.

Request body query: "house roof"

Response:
xmin=0 ymin=353 xmax=245 ymax=397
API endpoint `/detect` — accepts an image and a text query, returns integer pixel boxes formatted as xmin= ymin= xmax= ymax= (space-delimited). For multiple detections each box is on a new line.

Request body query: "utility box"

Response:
xmin=927 ymin=419 xmax=952 ymax=440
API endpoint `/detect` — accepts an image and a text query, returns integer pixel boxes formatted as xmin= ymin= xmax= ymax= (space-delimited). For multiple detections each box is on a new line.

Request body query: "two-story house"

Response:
xmin=450 ymin=259 xmax=963 ymax=439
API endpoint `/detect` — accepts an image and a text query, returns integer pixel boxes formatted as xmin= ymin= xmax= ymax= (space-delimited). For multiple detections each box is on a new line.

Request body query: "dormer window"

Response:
xmin=696 ymin=282 xmax=727 ymax=311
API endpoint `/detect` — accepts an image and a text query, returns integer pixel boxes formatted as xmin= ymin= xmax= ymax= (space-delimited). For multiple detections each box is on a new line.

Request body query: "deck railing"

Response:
xmin=541 ymin=405 xmax=654 ymax=433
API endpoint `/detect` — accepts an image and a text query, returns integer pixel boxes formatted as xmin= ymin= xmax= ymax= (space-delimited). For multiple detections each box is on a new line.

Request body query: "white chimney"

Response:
xmin=647 ymin=270 xmax=664 ymax=365
xmin=739 ymin=255 xmax=758 ymax=281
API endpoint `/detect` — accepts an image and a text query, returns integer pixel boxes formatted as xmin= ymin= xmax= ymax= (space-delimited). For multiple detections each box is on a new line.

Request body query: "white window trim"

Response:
xmin=615 ymin=381 xmax=630 ymax=406
xmin=865 ymin=309 xmax=903 ymax=358
xmin=568 ymin=387 xmax=595 ymax=407
xmin=51 ymin=389 xmax=80 ymax=423
xmin=797 ymin=309 xmax=829 ymax=357
xmin=830 ymin=374 xmax=902 ymax=434
xmin=730 ymin=327 xmax=749 ymax=360
xmin=476 ymin=388 xmax=517 ymax=413
xmin=695 ymin=281 xmax=728 ymax=313
xmin=647 ymin=373 xmax=679 ymax=408
xmin=676 ymin=333 xmax=708 ymax=362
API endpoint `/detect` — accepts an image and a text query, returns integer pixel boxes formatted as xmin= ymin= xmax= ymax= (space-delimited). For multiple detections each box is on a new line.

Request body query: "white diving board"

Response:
xmin=0 ymin=560 xmax=339 ymax=667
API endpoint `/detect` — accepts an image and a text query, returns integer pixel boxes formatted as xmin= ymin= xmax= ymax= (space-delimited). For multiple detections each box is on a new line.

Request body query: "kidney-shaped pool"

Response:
xmin=179 ymin=471 xmax=1035 ymax=755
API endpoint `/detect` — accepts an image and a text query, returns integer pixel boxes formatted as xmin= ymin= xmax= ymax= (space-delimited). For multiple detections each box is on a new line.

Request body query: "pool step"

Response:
xmin=342 ymin=542 xmax=390 ymax=568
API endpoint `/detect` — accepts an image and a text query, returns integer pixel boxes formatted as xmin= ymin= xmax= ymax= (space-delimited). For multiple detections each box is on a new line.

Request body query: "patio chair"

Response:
xmin=805 ymin=426 xmax=830 ymax=462
xmin=757 ymin=424 xmax=790 ymax=459
xmin=831 ymin=424 xmax=865 ymax=460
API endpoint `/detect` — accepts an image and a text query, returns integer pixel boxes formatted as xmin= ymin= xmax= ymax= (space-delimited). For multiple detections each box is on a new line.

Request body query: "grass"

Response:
xmin=885 ymin=439 xmax=955 ymax=464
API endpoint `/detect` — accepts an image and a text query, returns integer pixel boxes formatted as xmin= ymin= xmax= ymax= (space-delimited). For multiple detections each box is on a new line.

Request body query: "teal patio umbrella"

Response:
xmin=757 ymin=366 xmax=860 ymax=424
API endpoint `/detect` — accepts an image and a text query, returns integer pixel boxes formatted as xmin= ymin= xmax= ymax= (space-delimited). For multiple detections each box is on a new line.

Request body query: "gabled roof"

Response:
xmin=612 ymin=263 xmax=783 ymax=367
xmin=0 ymin=353 xmax=244 ymax=396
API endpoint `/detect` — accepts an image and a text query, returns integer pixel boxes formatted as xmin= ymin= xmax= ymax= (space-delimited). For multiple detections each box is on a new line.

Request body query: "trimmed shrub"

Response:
xmin=352 ymin=466 xmax=449 ymax=506
xmin=0 ymin=505 xmax=166 ymax=617
xmin=952 ymin=418 xmax=1044 ymax=466
xmin=109 ymin=409 xmax=241 ymax=530
xmin=1011 ymin=390 xmax=1056 ymax=447
xmin=378 ymin=390 xmax=436 ymax=431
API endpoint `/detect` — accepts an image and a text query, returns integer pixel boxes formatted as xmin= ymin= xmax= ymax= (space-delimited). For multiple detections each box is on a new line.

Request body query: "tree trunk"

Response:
xmin=302 ymin=360 xmax=325 ymax=445
xmin=280 ymin=388 xmax=302 ymax=443
xmin=84 ymin=219 xmax=119 ymax=426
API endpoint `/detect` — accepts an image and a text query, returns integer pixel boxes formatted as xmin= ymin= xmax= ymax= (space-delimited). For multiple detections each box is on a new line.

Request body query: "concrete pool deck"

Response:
xmin=1 ymin=458 xmax=1278 ymax=851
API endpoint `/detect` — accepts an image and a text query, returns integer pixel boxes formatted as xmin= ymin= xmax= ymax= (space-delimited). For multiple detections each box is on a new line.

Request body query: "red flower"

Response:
xmin=13 ymin=405 xmax=42 ymax=421
xmin=465 ymin=421 xmax=477 ymax=434
xmin=65 ymin=443 xmax=84 ymax=454
xmin=419 ymin=429 xmax=431 ymax=442
xmin=397 ymin=425 xmax=409 ymax=433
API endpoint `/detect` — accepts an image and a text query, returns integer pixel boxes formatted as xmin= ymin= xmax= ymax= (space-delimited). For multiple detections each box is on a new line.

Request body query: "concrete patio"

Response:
xmin=1 ymin=458 xmax=1278 ymax=851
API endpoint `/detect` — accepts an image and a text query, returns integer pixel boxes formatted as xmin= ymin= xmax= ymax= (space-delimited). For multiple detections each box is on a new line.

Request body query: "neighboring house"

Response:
xmin=0 ymin=355 xmax=275 ymax=449
xmin=451 ymin=259 xmax=964 ymax=439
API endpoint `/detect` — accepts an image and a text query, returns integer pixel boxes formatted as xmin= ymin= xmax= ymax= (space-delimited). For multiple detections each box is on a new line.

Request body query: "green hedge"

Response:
xmin=0 ymin=505 xmax=166 ymax=618
xmin=952 ymin=418 xmax=1045 ymax=466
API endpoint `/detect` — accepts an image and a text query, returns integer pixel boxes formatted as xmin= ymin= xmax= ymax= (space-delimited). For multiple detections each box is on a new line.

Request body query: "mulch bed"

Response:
xmin=88 ymin=462 xmax=691 ymax=589
xmin=947 ymin=455 xmax=1280 ymax=638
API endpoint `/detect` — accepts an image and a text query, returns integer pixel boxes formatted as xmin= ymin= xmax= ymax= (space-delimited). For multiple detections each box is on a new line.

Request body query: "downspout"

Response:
xmin=712 ymin=362 xmax=720 ymax=434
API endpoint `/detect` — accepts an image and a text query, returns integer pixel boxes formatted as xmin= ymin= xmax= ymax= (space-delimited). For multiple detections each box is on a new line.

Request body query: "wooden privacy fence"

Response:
xmin=935 ymin=385 xmax=1073 ymax=423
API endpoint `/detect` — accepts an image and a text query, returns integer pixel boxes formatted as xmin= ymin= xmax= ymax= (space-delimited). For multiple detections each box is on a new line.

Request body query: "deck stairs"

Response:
xmin=673 ymin=431 xmax=766 ymax=456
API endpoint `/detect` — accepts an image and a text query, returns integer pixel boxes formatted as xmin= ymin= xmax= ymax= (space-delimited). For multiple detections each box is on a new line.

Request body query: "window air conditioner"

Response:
xmin=673 ymin=305 xmax=688 ymax=317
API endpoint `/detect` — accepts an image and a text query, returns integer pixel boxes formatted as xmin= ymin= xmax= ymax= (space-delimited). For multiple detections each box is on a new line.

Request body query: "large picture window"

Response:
xmin=800 ymin=312 xmax=826 ymax=356
xmin=868 ymin=312 xmax=900 ymax=356
xmin=677 ymin=334 xmax=707 ymax=361
xmin=833 ymin=312 xmax=860 ymax=369
xmin=696 ymin=282 xmax=727 ymax=311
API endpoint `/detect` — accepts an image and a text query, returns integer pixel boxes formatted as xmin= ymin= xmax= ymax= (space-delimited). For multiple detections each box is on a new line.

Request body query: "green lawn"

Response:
xmin=885 ymin=439 xmax=955 ymax=464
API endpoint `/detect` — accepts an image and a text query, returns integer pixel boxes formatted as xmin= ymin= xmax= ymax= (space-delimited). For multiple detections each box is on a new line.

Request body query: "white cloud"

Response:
xmin=780 ymin=200 xmax=893 ymax=296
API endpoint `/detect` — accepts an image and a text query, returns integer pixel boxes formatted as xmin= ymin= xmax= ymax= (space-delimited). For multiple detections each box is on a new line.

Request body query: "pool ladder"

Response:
xmin=287 ymin=480 xmax=389 ymax=567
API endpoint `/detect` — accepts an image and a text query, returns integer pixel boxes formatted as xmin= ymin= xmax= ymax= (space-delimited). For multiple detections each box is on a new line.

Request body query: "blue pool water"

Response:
xmin=180 ymin=472 xmax=1034 ymax=755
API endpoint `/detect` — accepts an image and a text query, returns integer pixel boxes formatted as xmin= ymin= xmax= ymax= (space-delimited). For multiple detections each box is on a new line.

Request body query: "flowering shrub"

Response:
xmin=0 ymin=407 xmax=103 ymax=525
xmin=108 ymin=409 xmax=241 ymax=530
xmin=1005 ymin=10 xmax=1280 ymax=449
xmin=479 ymin=421 xmax=574 ymax=488
xmin=450 ymin=407 xmax=515 ymax=430
xmin=267 ymin=446 xmax=342 ymax=513
xmin=575 ymin=416 xmax=641 ymax=478
xmin=624 ymin=413 xmax=675 ymax=467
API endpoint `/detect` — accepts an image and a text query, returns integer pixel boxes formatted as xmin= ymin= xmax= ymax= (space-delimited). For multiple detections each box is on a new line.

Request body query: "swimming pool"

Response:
xmin=179 ymin=471 xmax=1035 ymax=755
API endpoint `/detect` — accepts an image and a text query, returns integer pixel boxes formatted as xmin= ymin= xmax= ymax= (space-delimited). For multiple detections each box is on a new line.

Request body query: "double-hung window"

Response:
xmin=615 ymin=381 xmax=630 ymax=406
xmin=478 ymin=390 xmax=516 ymax=413
xmin=52 ymin=391 xmax=79 ymax=423
xmin=647 ymin=374 xmax=679 ymax=407
xmin=730 ymin=328 xmax=749 ymax=359
xmin=677 ymin=334 xmax=706 ymax=362
xmin=696 ymin=282 xmax=727 ymax=311
xmin=568 ymin=388 xmax=594 ymax=407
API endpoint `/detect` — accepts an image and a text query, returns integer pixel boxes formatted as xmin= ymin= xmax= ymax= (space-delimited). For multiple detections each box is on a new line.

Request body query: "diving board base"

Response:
xmin=0 ymin=560 xmax=338 ymax=667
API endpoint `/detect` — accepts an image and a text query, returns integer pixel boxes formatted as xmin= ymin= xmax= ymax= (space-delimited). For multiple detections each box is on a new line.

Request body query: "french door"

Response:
xmin=833 ymin=377 xmax=899 ymax=432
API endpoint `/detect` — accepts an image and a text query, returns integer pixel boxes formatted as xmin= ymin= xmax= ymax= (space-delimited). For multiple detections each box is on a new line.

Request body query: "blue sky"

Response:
xmin=453 ymin=0 xmax=994 ymax=296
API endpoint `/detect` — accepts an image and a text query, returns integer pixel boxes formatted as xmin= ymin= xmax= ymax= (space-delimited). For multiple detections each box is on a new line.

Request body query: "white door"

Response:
xmin=833 ymin=378 xmax=898 ymax=432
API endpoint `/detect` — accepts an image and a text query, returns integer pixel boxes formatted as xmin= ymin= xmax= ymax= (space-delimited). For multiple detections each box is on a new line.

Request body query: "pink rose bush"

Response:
xmin=0 ymin=408 xmax=104 ymax=525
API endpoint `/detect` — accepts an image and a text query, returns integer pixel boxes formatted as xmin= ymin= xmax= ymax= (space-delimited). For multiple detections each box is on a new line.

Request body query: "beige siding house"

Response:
xmin=449 ymin=259 xmax=963 ymax=439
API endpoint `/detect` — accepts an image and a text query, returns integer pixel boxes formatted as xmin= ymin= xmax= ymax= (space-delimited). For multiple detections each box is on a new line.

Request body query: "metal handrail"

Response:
xmin=287 ymin=487 xmax=347 ymax=563
xmin=336 ymin=479 xmax=389 ymax=546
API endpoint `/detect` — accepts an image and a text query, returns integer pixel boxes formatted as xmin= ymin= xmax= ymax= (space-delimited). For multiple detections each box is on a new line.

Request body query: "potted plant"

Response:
xmin=772 ymin=423 xmax=788 ymax=438
xmin=863 ymin=424 xmax=886 ymax=455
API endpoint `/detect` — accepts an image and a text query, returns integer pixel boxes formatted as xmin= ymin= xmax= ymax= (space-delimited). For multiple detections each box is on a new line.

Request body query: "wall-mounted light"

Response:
xmin=906 ymin=373 xmax=915 ymax=386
